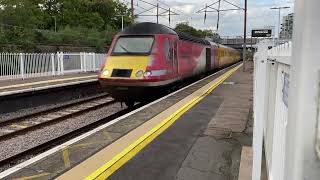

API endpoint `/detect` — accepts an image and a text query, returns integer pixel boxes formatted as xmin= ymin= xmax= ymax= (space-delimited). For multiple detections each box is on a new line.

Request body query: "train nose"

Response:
xmin=99 ymin=56 xmax=150 ymax=79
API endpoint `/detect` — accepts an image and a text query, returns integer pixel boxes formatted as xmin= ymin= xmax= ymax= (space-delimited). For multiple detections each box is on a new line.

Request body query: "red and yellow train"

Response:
xmin=99 ymin=22 xmax=241 ymax=106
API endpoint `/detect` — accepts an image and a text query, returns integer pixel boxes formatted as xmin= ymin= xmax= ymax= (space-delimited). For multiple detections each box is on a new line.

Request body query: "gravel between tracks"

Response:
xmin=0 ymin=102 xmax=124 ymax=172
xmin=0 ymin=93 xmax=107 ymax=122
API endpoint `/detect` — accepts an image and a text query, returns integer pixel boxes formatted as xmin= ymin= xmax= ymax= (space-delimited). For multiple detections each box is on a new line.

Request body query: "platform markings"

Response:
xmin=12 ymin=172 xmax=50 ymax=180
xmin=0 ymin=62 xmax=241 ymax=179
xmin=0 ymin=75 xmax=97 ymax=91
xmin=85 ymin=64 xmax=242 ymax=179
xmin=62 ymin=147 xmax=71 ymax=168
xmin=0 ymin=79 xmax=98 ymax=96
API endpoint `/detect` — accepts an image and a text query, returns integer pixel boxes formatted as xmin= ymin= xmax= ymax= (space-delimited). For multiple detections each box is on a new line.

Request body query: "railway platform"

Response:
xmin=0 ymin=62 xmax=254 ymax=180
xmin=0 ymin=73 xmax=98 ymax=96
xmin=0 ymin=72 xmax=102 ymax=116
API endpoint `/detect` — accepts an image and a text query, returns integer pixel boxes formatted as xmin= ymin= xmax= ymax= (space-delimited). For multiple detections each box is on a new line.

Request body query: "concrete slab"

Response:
xmin=177 ymin=62 xmax=253 ymax=180
xmin=109 ymin=93 xmax=224 ymax=180
xmin=238 ymin=146 xmax=253 ymax=180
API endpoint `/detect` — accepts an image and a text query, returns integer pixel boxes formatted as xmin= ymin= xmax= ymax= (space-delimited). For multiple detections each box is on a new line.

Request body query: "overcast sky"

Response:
xmin=120 ymin=0 xmax=294 ymax=37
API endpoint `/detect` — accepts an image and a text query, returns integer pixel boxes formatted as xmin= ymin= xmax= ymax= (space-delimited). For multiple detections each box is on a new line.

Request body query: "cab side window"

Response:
xmin=164 ymin=38 xmax=171 ymax=62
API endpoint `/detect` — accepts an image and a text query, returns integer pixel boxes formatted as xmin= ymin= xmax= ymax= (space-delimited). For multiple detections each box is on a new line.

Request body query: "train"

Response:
xmin=99 ymin=22 xmax=241 ymax=106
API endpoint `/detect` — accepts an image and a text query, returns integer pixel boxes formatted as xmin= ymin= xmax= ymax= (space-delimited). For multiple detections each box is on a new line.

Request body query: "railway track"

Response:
xmin=0 ymin=93 xmax=115 ymax=141
xmin=0 ymin=94 xmax=140 ymax=169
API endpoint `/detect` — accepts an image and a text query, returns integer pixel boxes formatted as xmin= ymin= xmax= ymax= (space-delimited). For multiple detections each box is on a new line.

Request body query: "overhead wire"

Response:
xmin=120 ymin=0 xmax=179 ymax=26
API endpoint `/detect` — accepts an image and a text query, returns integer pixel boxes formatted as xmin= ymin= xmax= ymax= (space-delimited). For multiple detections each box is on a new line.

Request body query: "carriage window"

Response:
xmin=164 ymin=38 xmax=171 ymax=62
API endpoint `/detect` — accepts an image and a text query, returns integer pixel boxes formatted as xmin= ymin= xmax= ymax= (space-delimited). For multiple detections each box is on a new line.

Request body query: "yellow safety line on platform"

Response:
xmin=62 ymin=147 xmax=71 ymax=168
xmin=85 ymin=64 xmax=242 ymax=180
xmin=0 ymin=75 xmax=97 ymax=91
xmin=13 ymin=172 xmax=50 ymax=180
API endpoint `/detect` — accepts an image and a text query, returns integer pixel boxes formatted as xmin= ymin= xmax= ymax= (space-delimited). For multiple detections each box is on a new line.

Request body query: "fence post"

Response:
xmin=93 ymin=53 xmax=96 ymax=71
xmin=252 ymin=41 xmax=270 ymax=180
xmin=20 ymin=53 xmax=25 ymax=79
xmin=80 ymin=52 xmax=84 ymax=72
xmin=57 ymin=52 xmax=60 ymax=75
xmin=51 ymin=53 xmax=55 ymax=76
xmin=83 ymin=52 xmax=87 ymax=72
xmin=60 ymin=52 xmax=64 ymax=75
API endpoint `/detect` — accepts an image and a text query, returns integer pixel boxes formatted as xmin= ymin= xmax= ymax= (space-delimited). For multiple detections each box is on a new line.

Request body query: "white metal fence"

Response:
xmin=0 ymin=52 xmax=106 ymax=81
xmin=252 ymin=40 xmax=292 ymax=180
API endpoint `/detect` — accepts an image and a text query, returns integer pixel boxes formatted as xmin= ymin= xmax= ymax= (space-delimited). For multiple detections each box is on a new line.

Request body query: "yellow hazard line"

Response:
xmin=85 ymin=64 xmax=242 ymax=180
xmin=62 ymin=147 xmax=71 ymax=168
xmin=0 ymin=75 xmax=97 ymax=91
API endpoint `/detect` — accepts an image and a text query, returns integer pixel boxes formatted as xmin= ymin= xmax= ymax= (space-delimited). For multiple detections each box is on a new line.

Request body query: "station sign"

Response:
xmin=251 ymin=29 xmax=272 ymax=37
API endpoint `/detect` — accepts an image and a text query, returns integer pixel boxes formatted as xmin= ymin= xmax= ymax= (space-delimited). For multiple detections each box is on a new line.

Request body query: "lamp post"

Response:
xmin=270 ymin=6 xmax=290 ymax=42
xmin=116 ymin=15 xmax=125 ymax=30
xmin=243 ymin=0 xmax=247 ymax=71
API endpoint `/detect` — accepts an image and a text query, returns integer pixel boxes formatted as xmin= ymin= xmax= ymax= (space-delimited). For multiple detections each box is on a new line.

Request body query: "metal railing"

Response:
xmin=0 ymin=52 xmax=106 ymax=81
xmin=252 ymin=40 xmax=292 ymax=180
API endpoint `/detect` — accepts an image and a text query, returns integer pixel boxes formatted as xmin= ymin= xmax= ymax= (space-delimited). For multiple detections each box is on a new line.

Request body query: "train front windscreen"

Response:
xmin=112 ymin=36 xmax=154 ymax=55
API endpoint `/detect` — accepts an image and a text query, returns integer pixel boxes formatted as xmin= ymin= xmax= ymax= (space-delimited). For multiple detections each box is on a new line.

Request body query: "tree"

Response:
xmin=0 ymin=0 xmax=134 ymax=51
xmin=174 ymin=23 xmax=220 ymax=42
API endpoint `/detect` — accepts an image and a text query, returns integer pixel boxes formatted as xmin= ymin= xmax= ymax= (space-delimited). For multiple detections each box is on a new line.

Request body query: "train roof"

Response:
xmin=218 ymin=44 xmax=237 ymax=50
xmin=177 ymin=32 xmax=211 ymax=45
xmin=119 ymin=22 xmax=211 ymax=45
xmin=119 ymin=22 xmax=177 ymax=35
xmin=119 ymin=22 xmax=236 ymax=48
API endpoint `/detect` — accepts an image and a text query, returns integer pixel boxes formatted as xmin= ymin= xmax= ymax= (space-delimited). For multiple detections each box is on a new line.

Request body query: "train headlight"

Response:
xmin=144 ymin=71 xmax=152 ymax=77
xmin=101 ymin=70 xmax=109 ymax=76
xmin=136 ymin=70 xmax=144 ymax=77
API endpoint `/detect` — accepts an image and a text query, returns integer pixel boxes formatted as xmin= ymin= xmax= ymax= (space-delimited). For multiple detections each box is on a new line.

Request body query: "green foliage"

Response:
xmin=0 ymin=0 xmax=133 ymax=51
xmin=175 ymin=23 xmax=221 ymax=42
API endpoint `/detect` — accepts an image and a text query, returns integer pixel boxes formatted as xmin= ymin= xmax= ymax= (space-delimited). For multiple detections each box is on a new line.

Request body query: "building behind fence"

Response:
xmin=0 ymin=52 xmax=106 ymax=81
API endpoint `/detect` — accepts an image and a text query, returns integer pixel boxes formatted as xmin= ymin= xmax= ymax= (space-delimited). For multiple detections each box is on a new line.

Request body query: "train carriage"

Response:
xmin=99 ymin=22 xmax=241 ymax=106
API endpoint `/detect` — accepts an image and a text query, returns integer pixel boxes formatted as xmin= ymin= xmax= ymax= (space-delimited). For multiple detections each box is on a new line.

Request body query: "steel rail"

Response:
xmin=0 ymin=94 xmax=112 ymax=141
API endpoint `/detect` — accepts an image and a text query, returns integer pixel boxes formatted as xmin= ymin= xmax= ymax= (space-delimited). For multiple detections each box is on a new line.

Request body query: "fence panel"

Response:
xmin=0 ymin=52 xmax=107 ymax=81
xmin=94 ymin=53 xmax=106 ymax=71
xmin=62 ymin=53 xmax=82 ymax=74
xmin=23 ymin=53 xmax=53 ymax=78
xmin=253 ymin=40 xmax=292 ymax=180
xmin=0 ymin=53 xmax=21 ymax=80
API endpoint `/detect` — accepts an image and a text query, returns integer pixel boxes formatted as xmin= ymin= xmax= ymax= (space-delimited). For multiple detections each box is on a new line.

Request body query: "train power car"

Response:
xmin=99 ymin=22 xmax=241 ymax=106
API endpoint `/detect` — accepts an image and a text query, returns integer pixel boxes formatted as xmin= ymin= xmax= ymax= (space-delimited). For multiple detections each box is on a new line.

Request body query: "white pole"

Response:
xmin=285 ymin=0 xmax=320 ymax=179
xmin=121 ymin=16 xmax=124 ymax=30
xmin=59 ymin=52 xmax=64 ymax=75
xmin=93 ymin=53 xmax=96 ymax=71
xmin=252 ymin=42 xmax=270 ymax=180
xmin=80 ymin=52 xmax=84 ymax=72
xmin=83 ymin=52 xmax=87 ymax=72
xmin=20 ymin=53 xmax=25 ymax=79
xmin=278 ymin=8 xmax=281 ymax=40
xmin=51 ymin=53 xmax=55 ymax=76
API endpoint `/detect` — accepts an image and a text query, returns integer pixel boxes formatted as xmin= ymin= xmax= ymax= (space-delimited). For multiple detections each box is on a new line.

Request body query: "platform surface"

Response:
xmin=0 ymin=62 xmax=254 ymax=180
xmin=108 ymin=62 xmax=253 ymax=180
xmin=0 ymin=73 xmax=98 ymax=96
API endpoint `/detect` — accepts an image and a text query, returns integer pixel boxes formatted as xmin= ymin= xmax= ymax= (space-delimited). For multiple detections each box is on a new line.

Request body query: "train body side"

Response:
xmin=98 ymin=22 xmax=241 ymax=104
